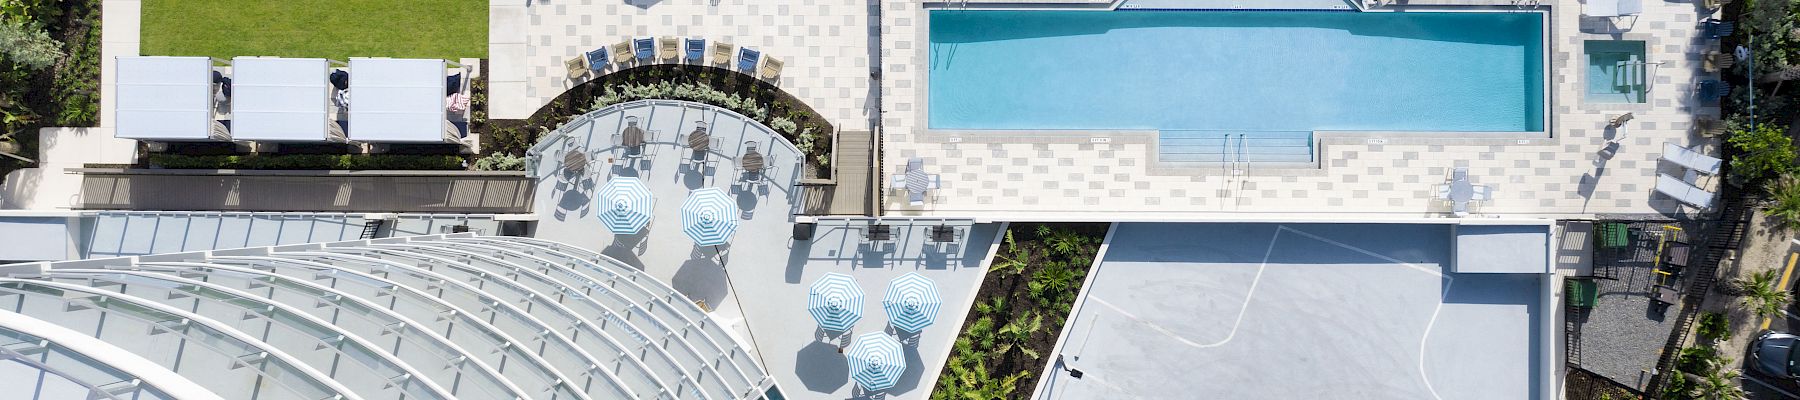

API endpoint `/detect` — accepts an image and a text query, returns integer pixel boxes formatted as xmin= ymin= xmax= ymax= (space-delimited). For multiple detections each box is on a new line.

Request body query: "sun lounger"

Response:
xmin=1699 ymin=80 xmax=1730 ymax=102
xmin=1655 ymin=173 xmax=1715 ymax=209
xmin=1661 ymin=143 xmax=1722 ymax=175
xmin=711 ymin=42 xmax=733 ymax=66
xmin=634 ymin=37 xmax=655 ymax=60
xmin=612 ymin=41 xmax=634 ymax=64
xmin=658 ymin=36 xmax=678 ymax=60
xmin=585 ymin=48 xmax=609 ymax=73
xmin=738 ymin=48 xmax=761 ymax=72
xmin=1585 ymin=0 xmax=1621 ymax=17
xmin=1704 ymin=19 xmax=1735 ymax=38
xmin=685 ymin=38 xmax=706 ymax=62
xmin=1617 ymin=0 xmax=1642 ymax=17
xmin=760 ymin=56 xmax=783 ymax=80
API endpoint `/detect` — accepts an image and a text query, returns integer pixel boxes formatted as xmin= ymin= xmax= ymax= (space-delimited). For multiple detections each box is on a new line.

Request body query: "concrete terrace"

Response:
xmin=524 ymin=99 xmax=1001 ymax=399
xmin=488 ymin=0 xmax=877 ymax=132
xmin=1037 ymin=222 xmax=1551 ymax=399
xmin=880 ymin=1 xmax=1723 ymax=220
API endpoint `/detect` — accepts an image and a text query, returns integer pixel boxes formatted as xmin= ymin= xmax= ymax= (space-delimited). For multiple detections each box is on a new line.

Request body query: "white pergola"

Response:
xmin=229 ymin=57 xmax=342 ymax=142
xmin=115 ymin=56 xmax=226 ymax=141
xmin=347 ymin=58 xmax=464 ymax=144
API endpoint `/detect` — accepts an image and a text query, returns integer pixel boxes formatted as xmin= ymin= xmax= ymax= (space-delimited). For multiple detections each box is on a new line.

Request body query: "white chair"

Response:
xmin=1472 ymin=185 xmax=1492 ymax=201
xmin=891 ymin=174 xmax=907 ymax=191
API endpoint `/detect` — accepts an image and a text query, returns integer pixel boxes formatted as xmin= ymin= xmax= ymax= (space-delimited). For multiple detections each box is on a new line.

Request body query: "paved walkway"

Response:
xmin=486 ymin=0 xmax=877 ymax=134
xmin=881 ymin=1 xmax=1722 ymax=220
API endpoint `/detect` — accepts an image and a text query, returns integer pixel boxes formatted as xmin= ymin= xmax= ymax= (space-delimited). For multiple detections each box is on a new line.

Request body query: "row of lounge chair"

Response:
xmin=566 ymin=37 xmax=783 ymax=81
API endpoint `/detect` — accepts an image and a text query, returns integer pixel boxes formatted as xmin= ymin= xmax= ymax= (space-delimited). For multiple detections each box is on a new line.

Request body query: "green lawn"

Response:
xmin=141 ymin=0 xmax=486 ymax=60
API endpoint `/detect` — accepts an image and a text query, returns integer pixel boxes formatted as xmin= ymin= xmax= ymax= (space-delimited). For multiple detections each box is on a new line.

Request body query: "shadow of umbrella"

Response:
xmin=794 ymin=341 xmax=849 ymax=393
xmin=602 ymin=231 xmax=650 ymax=271
xmin=671 ymin=257 xmax=729 ymax=309
xmin=885 ymin=342 xmax=926 ymax=394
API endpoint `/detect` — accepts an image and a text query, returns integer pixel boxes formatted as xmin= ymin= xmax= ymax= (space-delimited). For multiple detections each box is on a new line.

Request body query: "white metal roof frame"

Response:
xmin=229 ymin=57 xmax=341 ymax=142
xmin=347 ymin=58 xmax=459 ymax=143
xmin=115 ymin=56 xmax=226 ymax=141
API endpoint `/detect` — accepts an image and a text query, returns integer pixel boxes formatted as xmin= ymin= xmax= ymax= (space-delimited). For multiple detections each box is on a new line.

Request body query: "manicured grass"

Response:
xmin=141 ymin=0 xmax=486 ymax=60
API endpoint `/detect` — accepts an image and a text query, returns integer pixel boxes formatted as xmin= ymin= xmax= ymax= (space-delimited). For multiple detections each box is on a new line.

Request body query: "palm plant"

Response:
xmin=991 ymin=230 xmax=1032 ymax=276
xmin=1037 ymin=225 xmax=1092 ymax=258
xmin=995 ymin=311 xmax=1043 ymax=360
xmin=1688 ymin=368 xmax=1745 ymax=400
xmin=1029 ymin=261 xmax=1082 ymax=307
xmin=1768 ymin=172 xmax=1800 ymax=229
xmin=1733 ymin=269 xmax=1791 ymax=320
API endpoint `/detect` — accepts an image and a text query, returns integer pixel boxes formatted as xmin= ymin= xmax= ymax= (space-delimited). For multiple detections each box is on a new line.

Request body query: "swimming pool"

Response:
xmin=927 ymin=11 xmax=1546 ymax=133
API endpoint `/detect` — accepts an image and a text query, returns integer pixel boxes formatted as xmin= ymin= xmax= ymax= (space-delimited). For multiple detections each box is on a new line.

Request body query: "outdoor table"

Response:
xmin=906 ymin=158 xmax=928 ymax=204
xmin=621 ymin=126 xmax=646 ymax=148
xmin=742 ymin=151 xmax=765 ymax=173
xmin=688 ymin=130 xmax=711 ymax=152
xmin=1651 ymin=285 xmax=1680 ymax=305
xmin=1664 ymin=242 xmax=1691 ymax=268
xmin=929 ymin=225 xmax=955 ymax=243
xmin=563 ymin=150 xmax=588 ymax=172
xmin=867 ymin=224 xmax=893 ymax=241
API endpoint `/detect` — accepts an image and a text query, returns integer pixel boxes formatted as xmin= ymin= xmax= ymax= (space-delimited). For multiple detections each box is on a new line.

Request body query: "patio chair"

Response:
xmin=891 ymin=174 xmax=907 ymax=192
xmin=760 ymin=56 xmax=784 ymax=80
xmin=612 ymin=41 xmax=634 ymax=64
xmin=1704 ymin=51 xmax=1735 ymax=72
xmin=712 ymin=42 xmax=734 ymax=66
xmin=1704 ymin=19 xmax=1735 ymax=38
xmin=738 ymin=48 xmax=762 ymax=72
xmin=634 ymin=37 xmax=656 ymax=60
xmin=565 ymin=56 xmax=589 ymax=80
xmin=658 ymin=36 xmax=679 ymax=60
xmin=1696 ymin=116 xmax=1728 ymax=138
xmin=1699 ymin=79 xmax=1730 ymax=103
xmin=1606 ymin=113 xmax=1633 ymax=129
xmin=685 ymin=38 xmax=706 ymax=62
xmin=585 ymin=48 xmax=609 ymax=73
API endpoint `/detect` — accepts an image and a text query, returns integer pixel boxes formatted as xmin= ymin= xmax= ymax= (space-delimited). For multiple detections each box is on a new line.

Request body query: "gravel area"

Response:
xmin=1571 ymin=221 xmax=1697 ymax=391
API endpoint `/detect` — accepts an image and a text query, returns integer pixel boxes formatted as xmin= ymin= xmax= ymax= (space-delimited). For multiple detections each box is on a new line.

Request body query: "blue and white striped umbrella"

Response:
xmin=679 ymin=188 xmax=739 ymax=246
xmin=597 ymin=177 xmax=653 ymax=234
xmin=883 ymin=272 xmax=941 ymax=333
xmin=847 ymin=332 xmax=906 ymax=391
xmin=807 ymin=273 xmax=863 ymax=332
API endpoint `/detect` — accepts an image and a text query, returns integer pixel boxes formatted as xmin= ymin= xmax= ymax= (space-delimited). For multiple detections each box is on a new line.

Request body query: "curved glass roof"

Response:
xmin=0 ymin=234 xmax=778 ymax=400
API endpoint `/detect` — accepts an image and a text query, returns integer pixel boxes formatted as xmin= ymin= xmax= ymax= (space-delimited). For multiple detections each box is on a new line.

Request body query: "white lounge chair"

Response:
xmin=1655 ymin=173 xmax=1715 ymax=209
xmin=1660 ymin=143 xmax=1722 ymax=176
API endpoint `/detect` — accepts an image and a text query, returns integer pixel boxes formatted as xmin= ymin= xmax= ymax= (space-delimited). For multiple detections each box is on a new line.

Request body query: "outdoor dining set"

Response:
xmin=1437 ymin=167 xmax=1493 ymax=217
xmin=560 ymin=114 xmax=781 ymax=192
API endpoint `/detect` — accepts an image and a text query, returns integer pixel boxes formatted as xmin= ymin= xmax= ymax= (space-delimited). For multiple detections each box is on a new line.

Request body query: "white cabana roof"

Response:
xmin=230 ymin=57 xmax=338 ymax=142
xmin=348 ymin=58 xmax=453 ymax=143
xmin=115 ymin=56 xmax=221 ymax=141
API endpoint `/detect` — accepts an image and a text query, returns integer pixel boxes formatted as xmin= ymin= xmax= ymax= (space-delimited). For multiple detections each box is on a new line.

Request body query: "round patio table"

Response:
xmin=742 ymin=152 xmax=765 ymax=172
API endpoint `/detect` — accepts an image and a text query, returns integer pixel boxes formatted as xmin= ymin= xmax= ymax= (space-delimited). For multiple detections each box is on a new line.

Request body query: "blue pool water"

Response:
xmin=928 ymin=11 xmax=1545 ymax=132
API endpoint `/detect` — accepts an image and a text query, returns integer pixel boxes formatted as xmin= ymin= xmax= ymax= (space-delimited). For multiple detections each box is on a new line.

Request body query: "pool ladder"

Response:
xmin=1221 ymin=134 xmax=1248 ymax=209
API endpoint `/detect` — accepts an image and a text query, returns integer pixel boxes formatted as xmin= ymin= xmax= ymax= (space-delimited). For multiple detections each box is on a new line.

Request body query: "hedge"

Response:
xmin=147 ymin=154 xmax=465 ymax=170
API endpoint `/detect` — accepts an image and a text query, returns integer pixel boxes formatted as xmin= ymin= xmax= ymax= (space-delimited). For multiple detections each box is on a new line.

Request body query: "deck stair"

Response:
xmin=1158 ymin=130 xmax=1314 ymax=167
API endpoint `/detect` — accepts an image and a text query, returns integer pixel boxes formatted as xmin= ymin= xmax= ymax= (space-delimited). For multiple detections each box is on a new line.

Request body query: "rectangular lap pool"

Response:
xmin=927 ymin=10 xmax=1546 ymax=133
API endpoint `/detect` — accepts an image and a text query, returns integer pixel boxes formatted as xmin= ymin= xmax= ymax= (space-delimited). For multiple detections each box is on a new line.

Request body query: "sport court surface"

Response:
xmin=1038 ymin=222 xmax=1544 ymax=399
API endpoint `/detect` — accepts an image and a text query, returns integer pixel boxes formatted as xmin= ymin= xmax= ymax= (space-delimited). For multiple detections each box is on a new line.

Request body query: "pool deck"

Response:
xmin=882 ymin=0 xmax=1723 ymax=220
xmin=1035 ymin=222 xmax=1551 ymax=399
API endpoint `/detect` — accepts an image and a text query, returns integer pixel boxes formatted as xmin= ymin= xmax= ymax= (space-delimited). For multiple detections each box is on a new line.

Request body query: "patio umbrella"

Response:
xmin=597 ymin=177 xmax=653 ymax=234
xmin=883 ymin=272 xmax=941 ymax=333
xmin=847 ymin=332 xmax=906 ymax=391
xmin=807 ymin=272 xmax=863 ymax=332
xmin=679 ymin=187 xmax=739 ymax=246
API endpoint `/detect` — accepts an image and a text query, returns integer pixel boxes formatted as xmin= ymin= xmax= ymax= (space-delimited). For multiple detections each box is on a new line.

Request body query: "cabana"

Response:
xmin=115 ymin=56 xmax=230 ymax=141
xmin=346 ymin=58 xmax=471 ymax=145
xmin=229 ymin=57 xmax=345 ymax=142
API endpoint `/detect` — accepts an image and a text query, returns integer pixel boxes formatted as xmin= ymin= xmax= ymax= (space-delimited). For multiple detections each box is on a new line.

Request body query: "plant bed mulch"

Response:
xmin=933 ymin=222 xmax=1109 ymax=400
xmin=1566 ymin=367 xmax=1644 ymax=400
xmin=473 ymin=64 xmax=836 ymax=178
xmin=1 ymin=0 xmax=103 ymax=185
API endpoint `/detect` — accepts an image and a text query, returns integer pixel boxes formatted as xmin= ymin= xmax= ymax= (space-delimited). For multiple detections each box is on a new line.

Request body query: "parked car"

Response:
xmin=1753 ymin=330 xmax=1800 ymax=379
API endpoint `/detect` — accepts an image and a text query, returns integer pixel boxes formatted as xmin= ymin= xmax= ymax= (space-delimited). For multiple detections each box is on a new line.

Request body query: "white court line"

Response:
xmin=1082 ymin=226 xmax=1284 ymax=349
xmin=1277 ymin=225 xmax=1453 ymax=400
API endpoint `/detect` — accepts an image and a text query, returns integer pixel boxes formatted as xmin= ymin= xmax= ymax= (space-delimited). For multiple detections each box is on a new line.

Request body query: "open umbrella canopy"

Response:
xmin=808 ymin=273 xmax=863 ymax=332
xmin=883 ymin=272 xmax=942 ymax=333
xmin=847 ymin=332 xmax=906 ymax=391
xmin=597 ymin=177 xmax=653 ymax=234
xmin=680 ymin=187 xmax=739 ymax=246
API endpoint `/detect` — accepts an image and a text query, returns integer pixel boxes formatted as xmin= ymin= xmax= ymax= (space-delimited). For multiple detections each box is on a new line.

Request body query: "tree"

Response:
xmin=0 ymin=18 xmax=63 ymax=70
xmin=1733 ymin=269 xmax=1792 ymax=320
xmin=1726 ymin=124 xmax=1799 ymax=184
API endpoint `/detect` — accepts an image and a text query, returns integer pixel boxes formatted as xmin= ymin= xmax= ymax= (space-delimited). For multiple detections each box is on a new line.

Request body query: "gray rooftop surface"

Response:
xmin=1037 ymin=222 xmax=1546 ymax=400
